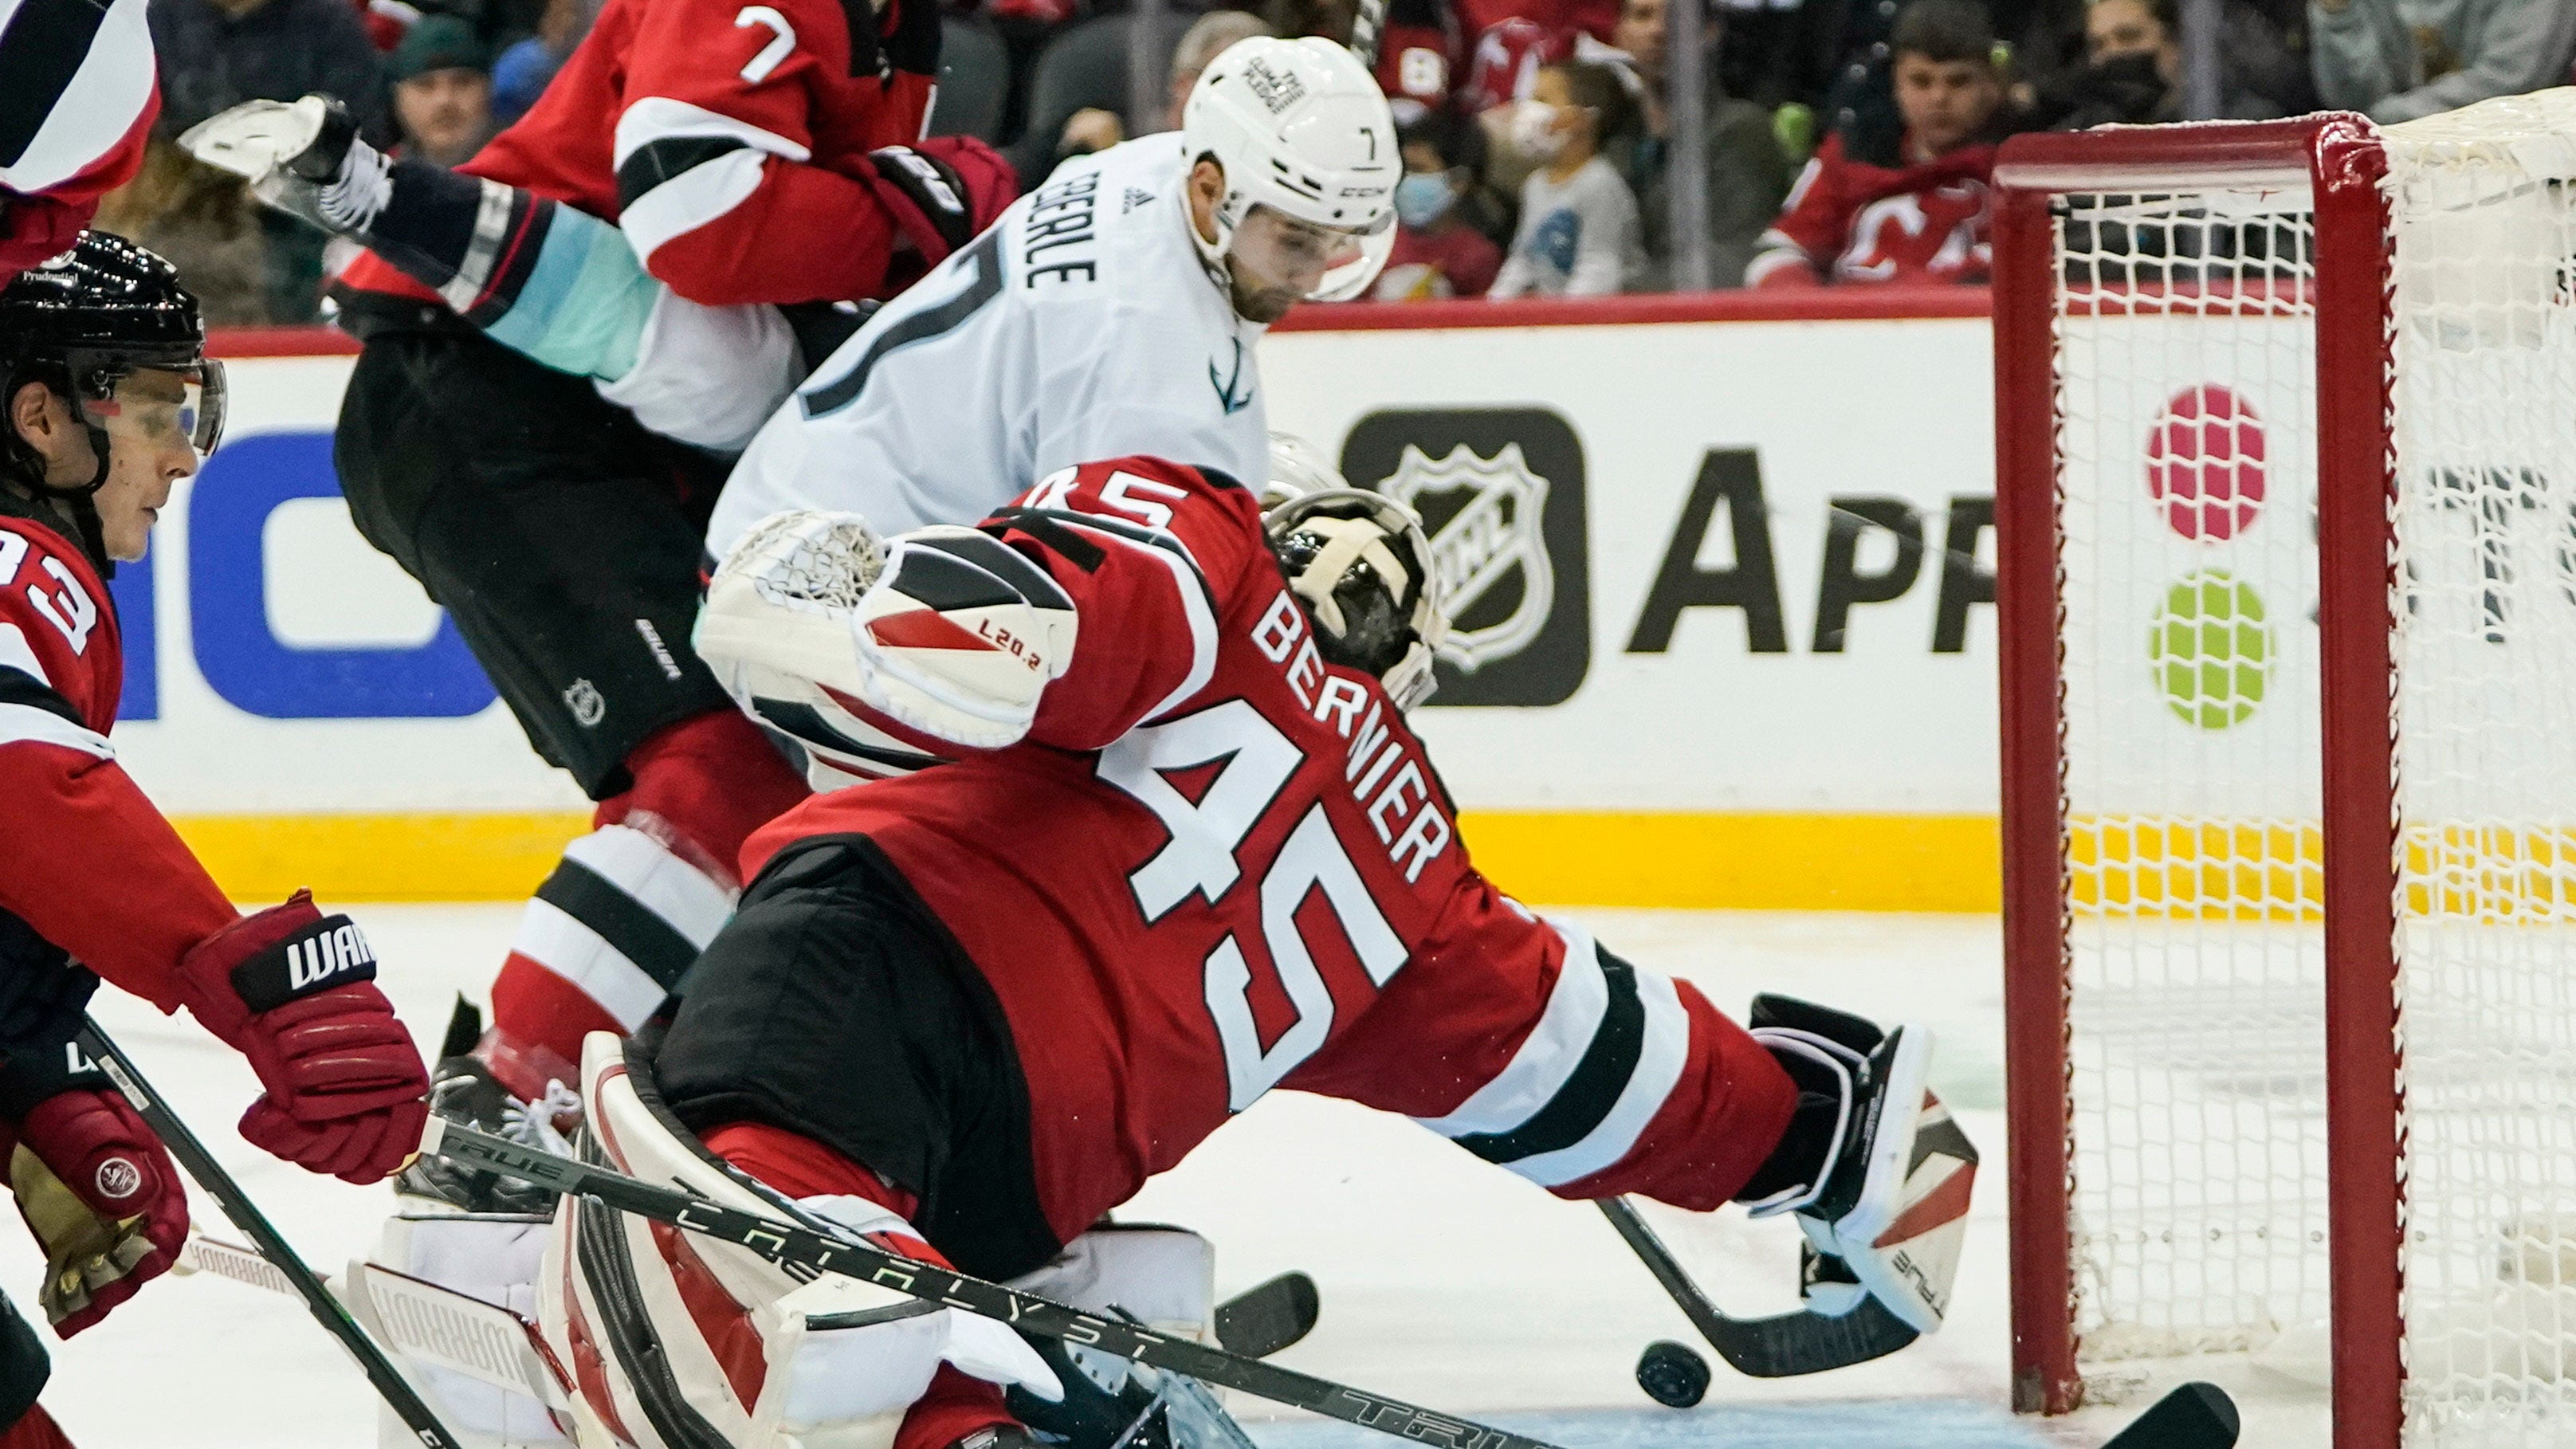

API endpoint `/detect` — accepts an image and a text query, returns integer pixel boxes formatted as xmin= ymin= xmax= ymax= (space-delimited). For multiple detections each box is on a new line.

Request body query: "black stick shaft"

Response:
xmin=430 ymin=1120 xmax=1561 ymax=1449
xmin=77 ymin=1019 xmax=463 ymax=1449
xmin=1596 ymin=1196 xmax=1918 ymax=1377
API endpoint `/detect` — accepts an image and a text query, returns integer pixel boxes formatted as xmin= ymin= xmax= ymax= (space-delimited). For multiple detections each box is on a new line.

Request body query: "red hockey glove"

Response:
xmin=858 ymin=137 xmax=1019 ymax=293
xmin=6 ymin=1088 xmax=187 ymax=1337
xmin=172 ymin=892 xmax=430 ymax=1184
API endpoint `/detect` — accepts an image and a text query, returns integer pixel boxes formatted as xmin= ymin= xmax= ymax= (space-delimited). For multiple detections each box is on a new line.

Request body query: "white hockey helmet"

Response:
xmin=1182 ymin=36 xmax=1400 ymax=304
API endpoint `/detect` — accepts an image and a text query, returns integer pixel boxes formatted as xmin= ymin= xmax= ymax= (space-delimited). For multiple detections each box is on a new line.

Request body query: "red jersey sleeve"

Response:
xmin=983 ymin=457 xmax=1270 ymax=752
xmin=1287 ymin=882 xmax=1800 ymax=1211
xmin=1744 ymin=136 xmax=1847 ymax=289
xmin=608 ymin=0 xmax=925 ymax=304
xmin=0 ymin=520 xmax=234 ymax=1012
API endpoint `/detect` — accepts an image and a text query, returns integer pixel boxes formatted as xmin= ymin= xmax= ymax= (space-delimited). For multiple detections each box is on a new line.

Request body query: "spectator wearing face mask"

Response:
xmin=1373 ymin=110 xmax=1506 ymax=299
xmin=391 ymin=17 xmax=497 ymax=167
xmin=1745 ymin=0 xmax=2007 ymax=288
xmin=1490 ymin=58 xmax=1646 ymax=298
xmin=2024 ymin=0 xmax=2300 ymax=127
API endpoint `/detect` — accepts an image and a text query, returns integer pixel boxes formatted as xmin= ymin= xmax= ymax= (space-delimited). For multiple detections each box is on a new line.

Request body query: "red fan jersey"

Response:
xmin=1745 ymin=132 xmax=1997 ymax=288
xmin=0 ymin=512 xmax=234 ymax=1017
xmin=743 ymin=458 xmax=1798 ymax=1247
xmin=341 ymin=0 xmax=938 ymax=308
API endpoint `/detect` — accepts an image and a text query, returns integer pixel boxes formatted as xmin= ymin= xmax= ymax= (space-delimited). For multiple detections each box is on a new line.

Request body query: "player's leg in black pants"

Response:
xmin=330 ymin=314 xmax=809 ymax=1202
xmin=0 ymin=1290 xmax=64 ymax=1447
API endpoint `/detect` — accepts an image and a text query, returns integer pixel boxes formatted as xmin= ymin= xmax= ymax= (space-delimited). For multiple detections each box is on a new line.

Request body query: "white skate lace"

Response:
xmin=317 ymin=139 xmax=394 ymax=234
xmin=501 ymin=1079 xmax=580 ymax=1157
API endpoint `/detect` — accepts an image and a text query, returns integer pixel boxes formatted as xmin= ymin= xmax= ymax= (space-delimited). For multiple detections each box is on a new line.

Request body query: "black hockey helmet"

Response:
xmin=0 ymin=231 xmax=224 ymax=568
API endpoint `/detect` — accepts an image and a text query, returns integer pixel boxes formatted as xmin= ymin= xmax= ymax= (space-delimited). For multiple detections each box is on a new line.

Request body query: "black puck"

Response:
xmin=1635 ymin=1339 xmax=1710 ymax=1408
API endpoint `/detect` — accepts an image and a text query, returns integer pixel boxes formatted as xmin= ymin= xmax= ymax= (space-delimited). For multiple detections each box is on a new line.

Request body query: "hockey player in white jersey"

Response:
xmin=705 ymin=35 xmax=1397 ymax=555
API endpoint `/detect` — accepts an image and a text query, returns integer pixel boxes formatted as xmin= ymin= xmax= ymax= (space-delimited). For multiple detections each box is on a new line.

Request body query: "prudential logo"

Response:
xmin=2142 ymin=384 xmax=2277 ymax=728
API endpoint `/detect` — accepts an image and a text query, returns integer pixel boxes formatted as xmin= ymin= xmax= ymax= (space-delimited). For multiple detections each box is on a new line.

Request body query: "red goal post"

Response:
xmin=1994 ymin=96 xmax=2576 ymax=1448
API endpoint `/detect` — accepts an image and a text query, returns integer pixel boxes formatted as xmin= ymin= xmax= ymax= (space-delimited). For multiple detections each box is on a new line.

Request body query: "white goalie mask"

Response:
xmin=1262 ymin=437 xmax=1447 ymax=710
xmin=1182 ymin=37 xmax=1400 ymax=306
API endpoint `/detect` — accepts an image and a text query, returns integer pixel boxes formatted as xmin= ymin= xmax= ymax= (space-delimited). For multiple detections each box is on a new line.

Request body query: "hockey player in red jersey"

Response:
xmin=1744 ymin=0 xmax=2007 ymax=289
xmin=161 ymin=0 xmax=1023 ymax=1207
xmin=0 ymin=234 xmax=430 ymax=1445
xmin=515 ymin=454 xmax=1978 ymax=1447
xmin=0 ymin=0 xmax=159 ymax=283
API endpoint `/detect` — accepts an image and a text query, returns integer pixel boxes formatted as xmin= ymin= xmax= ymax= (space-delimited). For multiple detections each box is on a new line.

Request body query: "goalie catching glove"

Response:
xmin=1732 ymin=995 xmax=1977 ymax=1334
xmin=698 ymin=511 xmax=1079 ymax=763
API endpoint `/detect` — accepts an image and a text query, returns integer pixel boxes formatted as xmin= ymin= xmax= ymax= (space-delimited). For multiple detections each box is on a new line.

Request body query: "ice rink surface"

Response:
xmin=27 ymin=907 xmax=2196 ymax=1447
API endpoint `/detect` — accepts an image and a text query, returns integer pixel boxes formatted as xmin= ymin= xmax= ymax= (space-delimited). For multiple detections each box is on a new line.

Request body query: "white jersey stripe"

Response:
xmin=561 ymin=823 xmax=737 ymax=948
xmin=1506 ymin=966 xmax=1691 ymax=1189
xmin=1411 ymin=918 xmax=1610 ymax=1137
xmin=0 ymin=623 xmax=50 ymax=688
xmin=611 ymin=96 xmax=811 ymax=170
xmin=618 ymin=147 xmax=769 ymax=266
xmin=0 ymin=0 xmax=153 ymax=194
xmin=0 ymin=701 xmax=110 ymax=760
xmin=508 ymin=898 xmax=670 ymax=1028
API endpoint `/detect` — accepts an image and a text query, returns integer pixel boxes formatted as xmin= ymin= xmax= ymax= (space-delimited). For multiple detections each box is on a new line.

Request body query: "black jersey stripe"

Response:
xmin=0 ymin=0 xmax=112 ymax=170
xmin=613 ymin=134 xmax=751 ymax=214
xmin=1453 ymin=951 xmax=1648 ymax=1167
xmin=0 ymin=666 xmax=80 ymax=728
xmin=536 ymin=858 xmax=702 ymax=991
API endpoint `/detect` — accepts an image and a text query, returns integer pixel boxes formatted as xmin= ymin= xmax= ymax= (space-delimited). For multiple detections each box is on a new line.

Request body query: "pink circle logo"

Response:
xmin=2146 ymin=385 xmax=2267 ymax=540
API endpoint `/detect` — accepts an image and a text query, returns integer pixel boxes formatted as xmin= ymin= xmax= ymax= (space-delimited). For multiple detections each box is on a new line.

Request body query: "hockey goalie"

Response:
xmin=377 ymin=451 xmax=1977 ymax=1449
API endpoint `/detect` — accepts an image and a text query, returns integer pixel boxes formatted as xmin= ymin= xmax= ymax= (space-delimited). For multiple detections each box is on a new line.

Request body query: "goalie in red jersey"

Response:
xmin=0 ymin=234 xmax=430 ymax=1447
xmin=512 ymin=452 xmax=1978 ymax=1449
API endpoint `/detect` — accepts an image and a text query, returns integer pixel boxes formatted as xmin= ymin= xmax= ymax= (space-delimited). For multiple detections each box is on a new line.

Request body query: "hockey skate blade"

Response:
xmin=2102 ymin=1383 xmax=2239 ymax=1449
xmin=1214 ymin=1272 xmax=1318 ymax=1359
xmin=177 ymin=97 xmax=326 ymax=182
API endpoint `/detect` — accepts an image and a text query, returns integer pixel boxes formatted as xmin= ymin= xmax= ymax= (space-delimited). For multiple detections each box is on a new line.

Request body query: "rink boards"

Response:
xmin=131 ymin=297 xmax=2009 ymax=908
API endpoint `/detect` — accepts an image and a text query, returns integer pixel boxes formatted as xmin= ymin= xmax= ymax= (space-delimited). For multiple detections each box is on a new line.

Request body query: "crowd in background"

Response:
xmin=111 ymin=0 xmax=2576 ymax=320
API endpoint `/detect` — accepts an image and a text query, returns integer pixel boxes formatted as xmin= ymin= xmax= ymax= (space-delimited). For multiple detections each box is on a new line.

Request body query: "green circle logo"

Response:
xmin=2149 ymin=571 xmax=2274 ymax=728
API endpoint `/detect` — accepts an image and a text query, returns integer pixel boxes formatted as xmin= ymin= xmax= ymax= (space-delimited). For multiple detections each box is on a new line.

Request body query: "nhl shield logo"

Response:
xmin=1384 ymin=443 xmax=1555 ymax=673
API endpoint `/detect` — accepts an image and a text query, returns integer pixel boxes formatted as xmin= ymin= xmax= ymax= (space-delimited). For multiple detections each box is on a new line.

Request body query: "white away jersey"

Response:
xmin=707 ymin=135 xmax=1272 ymax=560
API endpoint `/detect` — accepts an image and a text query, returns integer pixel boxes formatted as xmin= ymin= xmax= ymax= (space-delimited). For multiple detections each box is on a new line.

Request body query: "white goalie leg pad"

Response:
xmin=536 ymin=1034 xmax=1058 ymax=1449
xmin=374 ymin=1213 xmax=566 ymax=1448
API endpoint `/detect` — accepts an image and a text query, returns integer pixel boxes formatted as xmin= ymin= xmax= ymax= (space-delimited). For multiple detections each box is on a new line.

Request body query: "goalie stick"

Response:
xmin=1596 ymin=1197 xmax=1919 ymax=1376
xmin=74 ymin=1019 xmax=469 ymax=1449
xmin=424 ymin=1117 xmax=1567 ymax=1449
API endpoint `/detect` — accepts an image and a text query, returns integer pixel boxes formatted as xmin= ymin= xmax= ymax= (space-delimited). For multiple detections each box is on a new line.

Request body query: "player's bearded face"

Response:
xmin=1225 ymin=206 xmax=1368 ymax=322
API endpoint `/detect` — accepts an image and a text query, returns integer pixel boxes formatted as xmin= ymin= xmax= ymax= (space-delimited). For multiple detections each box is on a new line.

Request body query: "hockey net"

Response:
xmin=1996 ymin=93 xmax=2576 ymax=1448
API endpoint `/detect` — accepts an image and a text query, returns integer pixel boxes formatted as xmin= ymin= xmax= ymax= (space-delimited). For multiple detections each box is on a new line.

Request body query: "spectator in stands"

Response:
xmin=2023 ymin=0 xmax=2303 ymax=125
xmin=1039 ymin=10 xmax=1275 ymax=171
xmin=489 ymin=0 xmax=596 ymax=124
xmin=1610 ymin=0 xmax=1791 ymax=287
xmin=151 ymin=0 xmax=392 ymax=320
xmin=1374 ymin=108 xmax=1507 ymax=297
xmin=92 ymin=139 xmax=271 ymax=325
xmin=2308 ymin=0 xmax=2576 ymax=124
xmin=1745 ymin=0 xmax=2004 ymax=287
xmin=391 ymin=18 xmax=498 ymax=167
xmin=1490 ymin=58 xmax=1647 ymax=296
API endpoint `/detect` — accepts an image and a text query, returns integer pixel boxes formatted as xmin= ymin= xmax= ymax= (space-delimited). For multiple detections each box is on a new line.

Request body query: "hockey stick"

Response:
xmin=74 ymin=1019 xmax=468 ymax=1449
xmin=177 ymin=1232 xmax=575 ymax=1409
xmin=424 ymin=1118 xmax=1567 ymax=1449
xmin=1596 ymin=1197 xmax=1919 ymax=1376
xmin=1346 ymin=0 xmax=1387 ymax=69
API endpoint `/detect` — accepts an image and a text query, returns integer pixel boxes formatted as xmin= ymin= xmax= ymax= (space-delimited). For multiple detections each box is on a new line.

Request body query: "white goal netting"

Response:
xmin=2046 ymin=92 xmax=2576 ymax=1445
